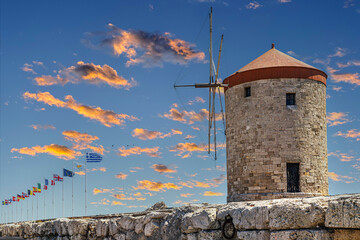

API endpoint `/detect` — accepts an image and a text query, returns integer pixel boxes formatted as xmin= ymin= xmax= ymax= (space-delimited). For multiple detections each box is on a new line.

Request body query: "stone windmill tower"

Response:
xmin=223 ymin=44 xmax=328 ymax=202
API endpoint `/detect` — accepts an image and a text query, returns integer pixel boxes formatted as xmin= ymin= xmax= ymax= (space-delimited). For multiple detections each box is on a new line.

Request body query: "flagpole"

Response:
xmin=44 ymin=188 xmax=46 ymax=219
xmin=62 ymin=177 xmax=64 ymax=218
xmin=37 ymin=194 xmax=39 ymax=220
xmin=32 ymin=196 xmax=34 ymax=221
xmin=72 ymin=160 xmax=74 ymax=217
xmin=85 ymin=153 xmax=87 ymax=216
xmin=53 ymin=183 xmax=55 ymax=218
xmin=27 ymin=197 xmax=28 ymax=221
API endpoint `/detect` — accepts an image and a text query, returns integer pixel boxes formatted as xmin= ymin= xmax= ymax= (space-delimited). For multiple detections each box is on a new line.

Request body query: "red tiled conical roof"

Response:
xmin=223 ymin=45 xmax=327 ymax=89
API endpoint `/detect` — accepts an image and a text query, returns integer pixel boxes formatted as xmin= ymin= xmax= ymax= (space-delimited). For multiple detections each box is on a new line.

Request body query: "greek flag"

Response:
xmin=63 ymin=168 xmax=74 ymax=177
xmin=86 ymin=153 xmax=102 ymax=163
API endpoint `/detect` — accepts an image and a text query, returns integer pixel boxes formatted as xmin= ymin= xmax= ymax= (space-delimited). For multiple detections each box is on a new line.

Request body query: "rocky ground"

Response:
xmin=0 ymin=194 xmax=359 ymax=240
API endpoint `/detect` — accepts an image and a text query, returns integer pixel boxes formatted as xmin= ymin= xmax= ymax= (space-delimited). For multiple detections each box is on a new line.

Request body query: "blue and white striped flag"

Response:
xmin=86 ymin=153 xmax=102 ymax=163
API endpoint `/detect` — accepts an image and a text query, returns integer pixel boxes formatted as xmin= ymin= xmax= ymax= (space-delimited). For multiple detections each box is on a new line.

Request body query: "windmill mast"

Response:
xmin=174 ymin=7 xmax=227 ymax=160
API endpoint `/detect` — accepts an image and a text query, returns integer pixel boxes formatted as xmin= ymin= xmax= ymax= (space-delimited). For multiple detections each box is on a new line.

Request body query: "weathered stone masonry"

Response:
xmin=225 ymin=78 xmax=328 ymax=202
xmin=0 ymin=194 xmax=359 ymax=239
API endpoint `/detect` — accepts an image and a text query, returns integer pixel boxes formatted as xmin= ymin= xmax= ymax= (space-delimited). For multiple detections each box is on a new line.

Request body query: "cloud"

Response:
xmin=30 ymin=124 xmax=56 ymax=131
xmin=93 ymin=23 xmax=205 ymax=67
xmin=187 ymin=97 xmax=205 ymax=105
xmin=148 ymin=4 xmax=154 ymax=11
xmin=151 ymin=164 xmax=177 ymax=174
xmin=203 ymin=191 xmax=224 ymax=196
xmin=133 ymin=180 xmax=182 ymax=192
xmin=180 ymin=193 xmax=194 ymax=198
xmin=335 ymin=129 xmax=360 ymax=141
xmin=23 ymin=91 xmax=138 ymax=127
xmin=332 ymin=86 xmax=342 ymax=91
xmin=91 ymin=198 xmax=110 ymax=205
xmin=328 ymin=152 xmax=354 ymax=162
xmin=131 ymin=128 xmax=182 ymax=140
xmin=192 ymin=126 xmax=200 ymax=131
xmin=185 ymin=134 xmax=196 ymax=139
xmin=22 ymin=63 xmax=36 ymax=74
xmin=169 ymin=142 xmax=206 ymax=158
xmin=75 ymin=171 xmax=85 ymax=175
xmin=118 ymin=146 xmax=160 ymax=157
xmin=90 ymin=167 xmax=107 ymax=172
xmin=328 ymin=47 xmax=347 ymax=58
xmin=327 ymin=67 xmax=360 ymax=86
xmin=336 ymin=60 xmax=360 ymax=68
xmin=212 ymin=174 xmax=226 ymax=184
xmin=93 ymin=188 xmax=112 ymax=195
xmin=344 ymin=0 xmax=355 ymax=8
xmin=34 ymin=61 xmax=136 ymax=89
xmin=246 ymin=1 xmax=262 ymax=9
xmin=161 ymin=104 xmax=222 ymax=124
xmin=328 ymin=172 xmax=354 ymax=183
xmin=178 ymin=180 xmax=218 ymax=189
xmin=112 ymin=201 xmax=126 ymax=205
xmin=62 ymin=130 xmax=104 ymax=154
xmin=327 ymin=112 xmax=350 ymax=126
xmin=11 ymin=144 xmax=81 ymax=160
xmin=278 ymin=0 xmax=291 ymax=2
xmin=115 ymin=172 xmax=128 ymax=180
xmin=112 ymin=194 xmax=135 ymax=201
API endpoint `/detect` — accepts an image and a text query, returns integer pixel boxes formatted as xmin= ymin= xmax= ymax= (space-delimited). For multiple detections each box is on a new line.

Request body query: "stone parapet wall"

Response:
xmin=0 ymin=194 xmax=359 ymax=240
xmin=225 ymin=78 xmax=328 ymax=201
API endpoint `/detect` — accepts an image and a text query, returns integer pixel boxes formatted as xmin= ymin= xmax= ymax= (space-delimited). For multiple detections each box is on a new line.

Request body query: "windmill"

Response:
xmin=174 ymin=7 xmax=227 ymax=160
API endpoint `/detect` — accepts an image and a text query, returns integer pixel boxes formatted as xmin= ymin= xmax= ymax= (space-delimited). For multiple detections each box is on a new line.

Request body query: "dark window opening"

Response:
xmin=287 ymin=163 xmax=300 ymax=192
xmin=286 ymin=93 xmax=296 ymax=106
xmin=245 ymin=87 xmax=251 ymax=97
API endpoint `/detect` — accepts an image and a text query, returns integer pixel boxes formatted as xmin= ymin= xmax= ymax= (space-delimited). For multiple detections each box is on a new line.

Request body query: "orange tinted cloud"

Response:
xmin=75 ymin=171 xmax=85 ymax=175
xmin=151 ymin=164 xmax=177 ymax=174
xmin=327 ymin=112 xmax=350 ymax=126
xmin=328 ymin=47 xmax=347 ymax=58
xmin=133 ymin=180 xmax=182 ymax=192
xmin=118 ymin=146 xmax=160 ymax=157
xmin=131 ymin=128 xmax=182 ymax=140
xmin=336 ymin=60 xmax=360 ymax=68
xmin=203 ymin=191 xmax=224 ymax=196
xmin=212 ymin=174 xmax=226 ymax=184
xmin=22 ymin=63 xmax=36 ymax=74
xmin=23 ymin=91 xmax=137 ymax=127
xmin=97 ymin=24 xmax=205 ymax=67
xmin=327 ymin=67 xmax=360 ymax=86
xmin=180 ymin=193 xmax=194 ymax=198
xmin=62 ymin=130 xmax=104 ymax=154
xmin=328 ymin=152 xmax=354 ymax=162
xmin=112 ymin=194 xmax=135 ymax=200
xmin=91 ymin=167 xmax=107 ymax=172
xmin=161 ymin=104 xmax=222 ymax=124
xmin=30 ymin=124 xmax=56 ymax=130
xmin=115 ymin=172 xmax=128 ymax=180
xmin=11 ymin=144 xmax=81 ymax=160
xmin=169 ymin=142 xmax=206 ymax=158
xmin=335 ymin=129 xmax=360 ymax=141
xmin=187 ymin=97 xmax=205 ymax=105
xmin=34 ymin=61 xmax=136 ymax=89
xmin=112 ymin=201 xmax=125 ymax=206
xmin=328 ymin=172 xmax=354 ymax=183
xmin=93 ymin=188 xmax=112 ymax=195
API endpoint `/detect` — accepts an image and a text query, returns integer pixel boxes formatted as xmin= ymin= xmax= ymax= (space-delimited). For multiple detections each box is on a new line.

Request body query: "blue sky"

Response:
xmin=1 ymin=0 xmax=359 ymax=222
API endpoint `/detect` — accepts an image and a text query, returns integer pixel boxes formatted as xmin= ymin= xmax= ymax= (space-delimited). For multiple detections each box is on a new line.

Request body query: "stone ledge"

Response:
xmin=0 ymin=194 xmax=359 ymax=239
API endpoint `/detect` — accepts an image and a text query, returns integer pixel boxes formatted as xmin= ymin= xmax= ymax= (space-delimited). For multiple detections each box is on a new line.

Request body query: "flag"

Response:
xmin=38 ymin=183 xmax=42 ymax=192
xmin=51 ymin=180 xmax=55 ymax=186
xmin=63 ymin=168 xmax=74 ymax=177
xmin=76 ymin=164 xmax=83 ymax=169
xmin=12 ymin=196 xmax=16 ymax=201
xmin=17 ymin=194 xmax=24 ymax=200
xmin=28 ymin=190 xmax=31 ymax=196
xmin=44 ymin=185 xmax=48 ymax=190
xmin=86 ymin=153 xmax=102 ymax=163
xmin=2 ymin=201 xmax=4 ymax=205
xmin=22 ymin=192 xmax=28 ymax=198
xmin=45 ymin=179 xmax=49 ymax=186
xmin=53 ymin=174 xmax=63 ymax=181
xmin=33 ymin=187 xmax=38 ymax=193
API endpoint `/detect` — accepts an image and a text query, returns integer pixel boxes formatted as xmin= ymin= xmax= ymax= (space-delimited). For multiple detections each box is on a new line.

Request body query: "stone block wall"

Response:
xmin=0 ymin=194 xmax=359 ymax=240
xmin=225 ymin=78 xmax=328 ymax=202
